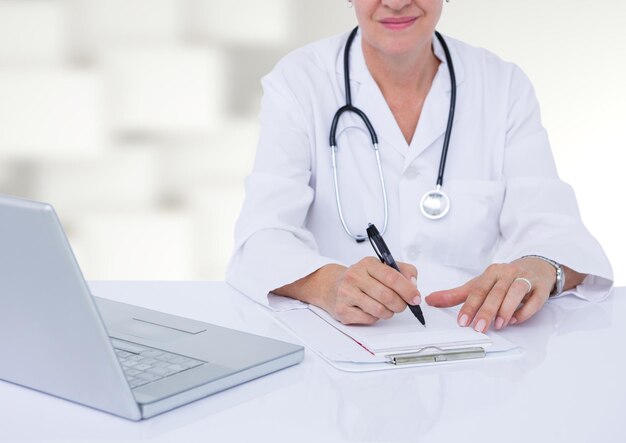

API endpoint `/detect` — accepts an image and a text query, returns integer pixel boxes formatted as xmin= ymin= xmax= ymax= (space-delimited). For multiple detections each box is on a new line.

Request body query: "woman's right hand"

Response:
xmin=318 ymin=258 xmax=421 ymax=325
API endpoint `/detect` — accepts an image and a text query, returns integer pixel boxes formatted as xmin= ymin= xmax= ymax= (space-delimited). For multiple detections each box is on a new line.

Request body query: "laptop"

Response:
xmin=0 ymin=194 xmax=304 ymax=420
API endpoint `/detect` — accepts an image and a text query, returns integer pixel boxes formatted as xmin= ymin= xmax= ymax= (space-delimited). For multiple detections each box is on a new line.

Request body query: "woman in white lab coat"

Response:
xmin=227 ymin=0 xmax=613 ymax=333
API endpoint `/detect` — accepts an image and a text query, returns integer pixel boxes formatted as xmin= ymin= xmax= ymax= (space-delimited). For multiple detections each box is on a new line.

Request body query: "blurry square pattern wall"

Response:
xmin=0 ymin=0 xmax=624 ymax=282
xmin=0 ymin=0 xmax=356 ymax=280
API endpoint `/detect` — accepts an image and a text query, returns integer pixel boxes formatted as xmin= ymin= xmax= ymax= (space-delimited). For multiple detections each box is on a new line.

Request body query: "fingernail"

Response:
xmin=495 ymin=317 xmax=504 ymax=330
xmin=410 ymin=276 xmax=417 ymax=286
xmin=509 ymin=317 xmax=518 ymax=325
xmin=474 ymin=319 xmax=486 ymax=333
xmin=412 ymin=295 xmax=421 ymax=305
xmin=458 ymin=314 xmax=469 ymax=327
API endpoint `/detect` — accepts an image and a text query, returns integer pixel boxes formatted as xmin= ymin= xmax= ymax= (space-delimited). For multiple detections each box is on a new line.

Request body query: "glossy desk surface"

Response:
xmin=1 ymin=281 xmax=624 ymax=442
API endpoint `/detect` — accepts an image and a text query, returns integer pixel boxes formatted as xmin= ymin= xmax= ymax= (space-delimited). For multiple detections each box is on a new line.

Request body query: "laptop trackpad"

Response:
xmin=109 ymin=318 xmax=191 ymax=341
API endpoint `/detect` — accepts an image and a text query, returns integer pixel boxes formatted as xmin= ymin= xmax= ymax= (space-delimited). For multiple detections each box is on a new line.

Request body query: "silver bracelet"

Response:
xmin=520 ymin=255 xmax=565 ymax=297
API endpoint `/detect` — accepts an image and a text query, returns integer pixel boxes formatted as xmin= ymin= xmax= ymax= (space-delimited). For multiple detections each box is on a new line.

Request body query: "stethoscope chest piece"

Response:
xmin=420 ymin=186 xmax=450 ymax=220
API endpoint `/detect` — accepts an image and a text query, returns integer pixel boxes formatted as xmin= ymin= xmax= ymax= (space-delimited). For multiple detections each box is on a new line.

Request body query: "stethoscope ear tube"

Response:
xmin=331 ymin=143 xmax=369 ymax=243
xmin=331 ymin=136 xmax=389 ymax=243
xmin=329 ymin=29 xmax=385 ymax=242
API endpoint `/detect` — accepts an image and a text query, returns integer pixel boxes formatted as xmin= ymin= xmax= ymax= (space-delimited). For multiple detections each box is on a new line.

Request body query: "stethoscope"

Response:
xmin=329 ymin=26 xmax=457 ymax=243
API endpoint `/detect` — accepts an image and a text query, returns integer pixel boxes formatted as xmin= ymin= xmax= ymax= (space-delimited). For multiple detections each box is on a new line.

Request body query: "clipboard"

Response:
xmin=267 ymin=301 xmax=522 ymax=372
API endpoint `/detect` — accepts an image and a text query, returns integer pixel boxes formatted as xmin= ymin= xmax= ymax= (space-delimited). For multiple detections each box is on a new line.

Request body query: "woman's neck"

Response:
xmin=360 ymin=37 xmax=441 ymax=145
xmin=362 ymin=38 xmax=440 ymax=97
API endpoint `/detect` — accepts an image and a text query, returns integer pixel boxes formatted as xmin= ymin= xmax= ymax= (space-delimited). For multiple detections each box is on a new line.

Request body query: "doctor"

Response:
xmin=227 ymin=0 xmax=613 ymax=333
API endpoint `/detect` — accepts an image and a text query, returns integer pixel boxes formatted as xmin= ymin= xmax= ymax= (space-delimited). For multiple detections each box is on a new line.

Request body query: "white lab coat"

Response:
xmin=227 ymin=30 xmax=613 ymax=310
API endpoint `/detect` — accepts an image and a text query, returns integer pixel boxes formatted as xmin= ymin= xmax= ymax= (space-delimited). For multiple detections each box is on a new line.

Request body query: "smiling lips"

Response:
xmin=380 ymin=16 xmax=418 ymax=30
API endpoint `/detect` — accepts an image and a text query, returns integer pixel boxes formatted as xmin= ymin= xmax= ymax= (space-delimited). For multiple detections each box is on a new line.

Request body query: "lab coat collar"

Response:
xmin=337 ymin=30 xmax=465 ymax=164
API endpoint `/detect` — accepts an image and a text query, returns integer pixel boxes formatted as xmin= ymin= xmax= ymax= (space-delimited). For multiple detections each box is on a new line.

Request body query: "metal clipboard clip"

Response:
xmin=385 ymin=346 xmax=486 ymax=366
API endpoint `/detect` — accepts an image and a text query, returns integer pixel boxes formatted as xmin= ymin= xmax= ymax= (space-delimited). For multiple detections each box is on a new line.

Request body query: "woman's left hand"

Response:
xmin=425 ymin=257 xmax=557 ymax=333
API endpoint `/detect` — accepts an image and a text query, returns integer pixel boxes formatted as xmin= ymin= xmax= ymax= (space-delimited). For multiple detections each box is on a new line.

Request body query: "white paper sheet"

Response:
xmin=309 ymin=303 xmax=491 ymax=355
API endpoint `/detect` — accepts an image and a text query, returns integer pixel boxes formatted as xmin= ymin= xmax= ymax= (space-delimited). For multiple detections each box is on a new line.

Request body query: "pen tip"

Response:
xmin=409 ymin=305 xmax=426 ymax=326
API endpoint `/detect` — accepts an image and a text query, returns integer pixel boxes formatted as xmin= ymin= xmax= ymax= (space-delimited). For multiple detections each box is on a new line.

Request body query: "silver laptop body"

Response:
xmin=0 ymin=194 xmax=303 ymax=420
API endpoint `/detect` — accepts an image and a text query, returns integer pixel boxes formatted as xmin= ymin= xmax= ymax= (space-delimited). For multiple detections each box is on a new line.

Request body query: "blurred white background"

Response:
xmin=0 ymin=0 xmax=623 ymax=284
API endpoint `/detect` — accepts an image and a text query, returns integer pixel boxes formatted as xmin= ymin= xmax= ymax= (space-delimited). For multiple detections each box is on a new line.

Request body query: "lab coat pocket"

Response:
xmin=444 ymin=179 xmax=505 ymax=272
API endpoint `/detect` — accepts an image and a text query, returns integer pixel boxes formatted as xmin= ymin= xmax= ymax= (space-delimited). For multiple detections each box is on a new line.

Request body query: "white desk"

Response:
xmin=1 ymin=281 xmax=624 ymax=443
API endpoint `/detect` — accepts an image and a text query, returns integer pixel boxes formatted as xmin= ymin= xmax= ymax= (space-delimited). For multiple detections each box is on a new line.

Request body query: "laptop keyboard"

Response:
xmin=111 ymin=338 xmax=206 ymax=389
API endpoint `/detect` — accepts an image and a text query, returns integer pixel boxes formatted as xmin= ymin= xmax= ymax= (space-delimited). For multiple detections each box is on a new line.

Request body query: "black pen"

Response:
xmin=366 ymin=223 xmax=426 ymax=326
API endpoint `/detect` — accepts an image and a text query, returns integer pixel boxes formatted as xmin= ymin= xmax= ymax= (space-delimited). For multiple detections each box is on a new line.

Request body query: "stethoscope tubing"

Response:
xmin=433 ymin=32 xmax=456 ymax=188
xmin=329 ymin=26 xmax=456 ymax=242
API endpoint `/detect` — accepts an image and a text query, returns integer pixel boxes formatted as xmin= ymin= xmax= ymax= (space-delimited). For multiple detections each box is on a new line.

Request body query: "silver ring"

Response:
xmin=513 ymin=277 xmax=533 ymax=295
